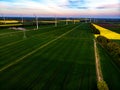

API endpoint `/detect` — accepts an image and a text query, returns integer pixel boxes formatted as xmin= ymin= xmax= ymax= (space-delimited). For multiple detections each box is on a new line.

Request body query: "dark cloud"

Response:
xmin=77 ymin=7 xmax=88 ymax=9
xmin=96 ymin=7 xmax=106 ymax=9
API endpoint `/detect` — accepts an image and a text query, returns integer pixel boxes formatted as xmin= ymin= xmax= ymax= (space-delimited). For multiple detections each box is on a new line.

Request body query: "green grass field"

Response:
xmin=97 ymin=44 xmax=120 ymax=90
xmin=0 ymin=23 xmax=97 ymax=90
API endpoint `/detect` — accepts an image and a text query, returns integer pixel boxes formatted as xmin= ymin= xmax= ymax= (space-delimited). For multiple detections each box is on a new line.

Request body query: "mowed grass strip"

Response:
xmin=0 ymin=24 xmax=80 ymax=71
xmin=0 ymin=23 xmax=97 ymax=90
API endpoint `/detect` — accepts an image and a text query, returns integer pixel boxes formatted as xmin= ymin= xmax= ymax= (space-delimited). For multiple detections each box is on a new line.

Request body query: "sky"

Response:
xmin=0 ymin=0 xmax=120 ymax=18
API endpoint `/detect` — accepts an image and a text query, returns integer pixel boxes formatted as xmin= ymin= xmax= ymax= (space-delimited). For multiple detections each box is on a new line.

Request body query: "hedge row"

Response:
xmin=90 ymin=24 xmax=100 ymax=34
xmin=96 ymin=36 xmax=120 ymax=67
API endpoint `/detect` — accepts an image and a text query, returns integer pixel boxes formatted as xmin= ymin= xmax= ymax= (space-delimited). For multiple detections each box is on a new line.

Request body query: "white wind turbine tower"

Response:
xmin=55 ymin=16 xmax=57 ymax=27
xmin=74 ymin=18 xmax=75 ymax=24
xmin=23 ymin=28 xmax=27 ymax=39
xmin=22 ymin=15 xmax=26 ymax=39
xmin=33 ymin=15 xmax=39 ymax=30
xmin=21 ymin=16 xmax=24 ymax=23
xmin=66 ymin=17 xmax=68 ymax=25
xmin=94 ymin=18 xmax=96 ymax=23
xmin=35 ymin=15 xmax=39 ymax=30
xmin=85 ymin=18 xmax=87 ymax=23
xmin=90 ymin=18 xmax=92 ymax=23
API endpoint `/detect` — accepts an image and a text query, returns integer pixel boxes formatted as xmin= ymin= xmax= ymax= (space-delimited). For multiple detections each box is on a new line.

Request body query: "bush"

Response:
xmin=97 ymin=80 xmax=109 ymax=90
xmin=96 ymin=36 xmax=110 ymax=47
xmin=96 ymin=35 xmax=120 ymax=67
xmin=107 ymin=42 xmax=120 ymax=56
xmin=90 ymin=24 xmax=100 ymax=34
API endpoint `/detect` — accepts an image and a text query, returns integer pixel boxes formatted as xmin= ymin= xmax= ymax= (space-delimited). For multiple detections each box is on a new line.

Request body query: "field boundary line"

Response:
xmin=94 ymin=39 xmax=103 ymax=81
xmin=0 ymin=25 xmax=80 ymax=72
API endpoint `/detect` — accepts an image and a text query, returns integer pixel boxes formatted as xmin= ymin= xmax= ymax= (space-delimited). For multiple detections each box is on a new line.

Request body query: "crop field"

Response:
xmin=0 ymin=20 xmax=19 ymax=23
xmin=93 ymin=23 xmax=120 ymax=44
xmin=0 ymin=21 xmax=120 ymax=90
xmin=93 ymin=24 xmax=120 ymax=40
xmin=0 ymin=19 xmax=75 ymax=28
xmin=0 ymin=20 xmax=74 ymax=34
xmin=97 ymin=23 xmax=120 ymax=34
xmin=0 ymin=23 xmax=98 ymax=90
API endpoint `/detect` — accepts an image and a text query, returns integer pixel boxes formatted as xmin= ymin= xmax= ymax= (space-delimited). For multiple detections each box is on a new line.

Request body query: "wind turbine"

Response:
xmin=74 ymin=18 xmax=75 ymax=24
xmin=66 ymin=17 xmax=68 ymax=25
xmin=23 ymin=29 xmax=27 ymax=39
xmin=21 ymin=16 xmax=24 ymax=23
xmin=94 ymin=18 xmax=96 ymax=23
xmin=34 ymin=15 xmax=39 ymax=30
xmin=55 ymin=16 xmax=57 ymax=27
xmin=85 ymin=18 xmax=87 ymax=23
xmin=90 ymin=18 xmax=92 ymax=23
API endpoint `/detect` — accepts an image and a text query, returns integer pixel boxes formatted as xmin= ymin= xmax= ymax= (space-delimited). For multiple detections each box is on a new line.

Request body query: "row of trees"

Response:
xmin=90 ymin=24 xmax=100 ymax=34
xmin=96 ymin=36 xmax=120 ymax=68
xmin=95 ymin=35 xmax=109 ymax=90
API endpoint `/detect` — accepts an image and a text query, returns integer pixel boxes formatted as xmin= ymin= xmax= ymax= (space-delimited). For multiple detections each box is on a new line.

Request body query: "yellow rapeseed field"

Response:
xmin=92 ymin=24 xmax=120 ymax=40
xmin=40 ymin=21 xmax=55 ymax=23
xmin=0 ymin=20 xmax=19 ymax=23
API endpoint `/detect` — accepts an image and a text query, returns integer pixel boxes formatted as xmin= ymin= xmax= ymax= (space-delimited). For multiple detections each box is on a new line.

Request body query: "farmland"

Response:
xmin=0 ymin=22 xmax=98 ymax=90
xmin=0 ymin=20 xmax=120 ymax=90
xmin=93 ymin=24 xmax=120 ymax=40
xmin=96 ymin=23 xmax=120 ymax=34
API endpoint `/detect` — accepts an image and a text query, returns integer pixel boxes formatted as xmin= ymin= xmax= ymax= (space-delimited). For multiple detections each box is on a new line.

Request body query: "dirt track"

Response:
xmin=94 ymin=39 xmax=103 ymax=81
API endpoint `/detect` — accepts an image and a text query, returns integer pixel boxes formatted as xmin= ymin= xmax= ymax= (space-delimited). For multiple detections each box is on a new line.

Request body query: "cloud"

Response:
xmin=77 ymin=7 xmax=88 ymax=9
xmin=0 ymin=0 xmax=119 ymax=17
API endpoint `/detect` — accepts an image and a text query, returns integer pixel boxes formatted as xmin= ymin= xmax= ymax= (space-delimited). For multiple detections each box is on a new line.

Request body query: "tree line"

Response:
xmin=90 ymin=23 xmax=100 ymax=34
xmin=96 ymin=35 xmax=120 ymax=68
